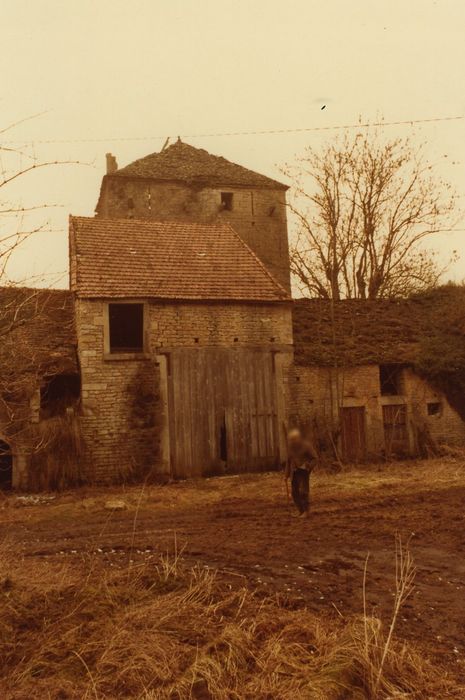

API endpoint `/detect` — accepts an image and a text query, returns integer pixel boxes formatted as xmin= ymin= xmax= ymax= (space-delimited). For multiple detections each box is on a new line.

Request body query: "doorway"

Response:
xmin=166 ymin=348 xmax=281 ymax=477
xmin=383 ymin=404 xmax=409 ymax=456
xmin=0 ymin=441 xmax=13 ymax=489
xmin=340 ymin=407 xmax=366 ymax=462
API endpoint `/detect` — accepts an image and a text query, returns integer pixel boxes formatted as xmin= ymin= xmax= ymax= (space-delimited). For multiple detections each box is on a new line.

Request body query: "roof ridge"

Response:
xmin=71 ymin=214 xmax=239 ymax=229
xmin=108 ymin=140 xmax=288 ymax=190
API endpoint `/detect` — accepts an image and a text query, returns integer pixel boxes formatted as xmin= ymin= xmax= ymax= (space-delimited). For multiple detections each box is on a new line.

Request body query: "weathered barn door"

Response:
xmin=383 ymin=404 xmax=409 ymax=456
xmin=166 ymin=348 xmax=281 ymax=477
xmin=340 ymin=407 xmax=366 ymax=462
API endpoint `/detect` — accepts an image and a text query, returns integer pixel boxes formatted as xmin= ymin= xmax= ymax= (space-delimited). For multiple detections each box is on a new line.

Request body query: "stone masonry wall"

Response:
xmin=289 ymin=365 xmax=385 ymax=457
xmin=403 ymin=368 xmax=465 ymax=447
xmin=289 ymin=364 xmax=465 ymax=459
xmin=77 ymin=298 xmax=293 ymax=481
xmin=97 ymin=177 xmax=290 ymax=290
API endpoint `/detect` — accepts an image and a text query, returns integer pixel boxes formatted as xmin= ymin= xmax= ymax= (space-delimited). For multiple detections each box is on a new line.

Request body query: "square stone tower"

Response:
xmin=95 ymin=138 xmax=291 ymax=290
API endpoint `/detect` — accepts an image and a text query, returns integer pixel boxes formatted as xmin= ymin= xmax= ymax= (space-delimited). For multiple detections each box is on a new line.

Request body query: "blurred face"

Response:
xmin=288 ymin=429 xmax=302 ymax=446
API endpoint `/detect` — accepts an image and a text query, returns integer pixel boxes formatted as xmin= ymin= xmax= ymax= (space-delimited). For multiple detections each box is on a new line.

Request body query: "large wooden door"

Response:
xmin=340 ymin=407 xmax=366 ymax=462
xmin=166 ymin=348 xmax=281 ymax=478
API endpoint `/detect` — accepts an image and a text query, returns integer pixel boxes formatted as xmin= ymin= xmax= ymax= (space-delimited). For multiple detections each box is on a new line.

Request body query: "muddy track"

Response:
xmin=2 ymin=465 xmax=465 ymax=681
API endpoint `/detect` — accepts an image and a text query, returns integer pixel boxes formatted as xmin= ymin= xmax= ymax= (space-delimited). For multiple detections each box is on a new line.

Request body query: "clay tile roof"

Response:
xmin=70 ymin=216 xmax=290 ymax=303
xmin=111 ymin=139 xmax=288 ymax=190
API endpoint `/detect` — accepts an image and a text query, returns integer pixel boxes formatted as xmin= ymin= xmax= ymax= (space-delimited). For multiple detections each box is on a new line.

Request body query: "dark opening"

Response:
xmin=379 ymin=364 xmax=403 ymax=396
xmin=383 ymin=404 xmax=409 ymax=456
xmin=219 ymin=414 xmax=228 ymax=462
xmin=109 ymin=303 xmax=144 ymax=353
xmin=0 ymin=441 xmax=13 ymax=490
xmin=40 ymin=373 xmax=81 ymax=419
xmin=220 ymin=192 xmax=233 ymax=211
xmin=427 ymin=401 xmax=442 ymax=416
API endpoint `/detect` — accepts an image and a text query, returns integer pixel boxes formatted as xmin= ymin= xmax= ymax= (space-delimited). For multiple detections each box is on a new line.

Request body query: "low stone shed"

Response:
xmin=291 ymin=292 xmax=465 ymax=460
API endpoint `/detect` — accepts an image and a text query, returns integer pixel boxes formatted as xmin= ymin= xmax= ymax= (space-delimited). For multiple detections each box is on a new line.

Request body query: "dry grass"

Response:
xmin=29 ymin=413 xmax=84 ymax=490
xmin=0 ymin=543 xmax=462 ymax=700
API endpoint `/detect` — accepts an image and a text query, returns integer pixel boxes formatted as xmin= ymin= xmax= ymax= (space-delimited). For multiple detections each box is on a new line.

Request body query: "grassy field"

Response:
xmin=1 ymin=458 xmax=465 ymax=698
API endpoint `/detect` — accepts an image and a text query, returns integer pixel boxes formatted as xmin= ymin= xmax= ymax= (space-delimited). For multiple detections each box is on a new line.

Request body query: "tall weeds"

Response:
xmin=0 ymin=542 xmax=461 ymax=700
xmin=29 ymin=412 xmax=84 ymax=490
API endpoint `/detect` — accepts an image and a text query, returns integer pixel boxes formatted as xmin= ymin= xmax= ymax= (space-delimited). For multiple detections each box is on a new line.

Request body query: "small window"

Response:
xmin=220 ymin=192 xmax=233 ymax=211
xmin=109 ymin=303 xmax=144 ymax=353
xmin=379 ymin=364 xmax=403 ymax=396
xmin=427 ymin=401 xmax=442 ymax=416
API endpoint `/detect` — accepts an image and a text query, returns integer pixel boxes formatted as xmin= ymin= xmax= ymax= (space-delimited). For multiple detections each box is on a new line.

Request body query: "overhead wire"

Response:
xmin=1 ymin=115 xmax=463 ymax=145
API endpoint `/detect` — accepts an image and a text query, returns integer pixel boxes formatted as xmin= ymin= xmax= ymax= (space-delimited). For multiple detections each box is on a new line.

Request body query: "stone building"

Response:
xmin=2 ymin=142 xmax=465 ymax=488
xmin=2 ymin=141 xmax=295 ymax=487
xmin=70 ymin=216 xmax=292 ymax=481
xmin=95 ymin=139 xmax=290 ymax=291
xmin=292 ymin=296 xmax=465 ymax=460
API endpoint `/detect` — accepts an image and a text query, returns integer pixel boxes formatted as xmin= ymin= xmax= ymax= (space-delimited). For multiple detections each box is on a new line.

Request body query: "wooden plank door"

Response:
xmin=166 ymin=348 xmax=281 ymax=478
xmin=340 ymin=406 xmax=366 ymax=462
xmin=247 ymin=350 xmax=279 ymax=471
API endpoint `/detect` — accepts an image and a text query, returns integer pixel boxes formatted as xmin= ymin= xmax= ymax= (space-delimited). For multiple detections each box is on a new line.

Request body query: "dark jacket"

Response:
xmin=284 ymin=440 xmax=316 ymax=479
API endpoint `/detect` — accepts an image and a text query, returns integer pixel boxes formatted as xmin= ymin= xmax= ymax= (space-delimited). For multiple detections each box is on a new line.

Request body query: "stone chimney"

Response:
xmin=106 ymin=153 xmax=118 ymax=174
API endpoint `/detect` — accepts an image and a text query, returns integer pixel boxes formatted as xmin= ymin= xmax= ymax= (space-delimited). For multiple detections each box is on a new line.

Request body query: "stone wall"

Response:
xmin=403 ymin=368 xmax=465 ymax=447
xmin=97 ymin=177 xmax=290 ymax=290
xmin=77 ymin=298 xmax=293 ymax=481
xmin=290 ymin=364 xmax=465 ymax=458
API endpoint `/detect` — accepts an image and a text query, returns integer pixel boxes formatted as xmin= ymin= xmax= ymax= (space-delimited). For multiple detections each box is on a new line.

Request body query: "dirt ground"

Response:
xmin=2 ymin=457 xmax=465 ymax=683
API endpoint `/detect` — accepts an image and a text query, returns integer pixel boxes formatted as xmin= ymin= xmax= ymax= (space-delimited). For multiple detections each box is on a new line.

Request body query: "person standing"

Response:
xmin=284 ymin=429 xmax=317 ymax=517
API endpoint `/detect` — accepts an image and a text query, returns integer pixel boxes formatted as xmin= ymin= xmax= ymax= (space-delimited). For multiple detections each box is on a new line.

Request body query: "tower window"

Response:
xmin=108 ymin=303 xmax=144 ymax=353
xmin=221 ymin=192 xmax=234 ymax=211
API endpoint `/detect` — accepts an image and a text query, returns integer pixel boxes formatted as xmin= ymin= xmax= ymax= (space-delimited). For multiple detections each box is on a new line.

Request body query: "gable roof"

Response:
xmin=293 ymin=287 xmax=465 ymax=368
xmin=69 ymin=216 xmax=290 ymax=302
xmin=109 ymin=139 xmax=288 ymax=190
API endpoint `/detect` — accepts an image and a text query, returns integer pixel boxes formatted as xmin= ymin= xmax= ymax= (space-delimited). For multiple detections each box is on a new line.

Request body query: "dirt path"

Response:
xmin=2 ymin=458 xmax=465 ymax=681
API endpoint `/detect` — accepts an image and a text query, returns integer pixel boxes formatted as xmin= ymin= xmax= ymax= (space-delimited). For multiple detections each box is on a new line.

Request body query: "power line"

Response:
xmin=1 ymin=115 xmax=463 ymax=145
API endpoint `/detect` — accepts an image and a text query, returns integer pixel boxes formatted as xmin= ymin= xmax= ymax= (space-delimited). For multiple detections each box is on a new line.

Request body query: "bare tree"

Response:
xmin=0 ymin=116 xmax=81 ymax=487
xmin=284 ymin=129 xmax=458 ymax=299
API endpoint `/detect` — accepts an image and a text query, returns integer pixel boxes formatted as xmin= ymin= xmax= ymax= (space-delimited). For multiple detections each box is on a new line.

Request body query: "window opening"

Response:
xmin=427 ymin=401 xmax=442 ymax=416
xmin=40 ymin=374 xmax=81 ymax=418
xmin=380 ymin=364 xmax=403 ymax=396
xmin=221 ymin=192 xmax=233 ymax=211
xmin=109 ymin=303 xmax=144 ymax=353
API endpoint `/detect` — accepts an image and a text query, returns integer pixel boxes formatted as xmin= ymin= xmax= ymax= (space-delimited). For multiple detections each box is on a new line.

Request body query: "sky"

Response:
xmin=1 ymin=0 xmax=464 ymax=287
